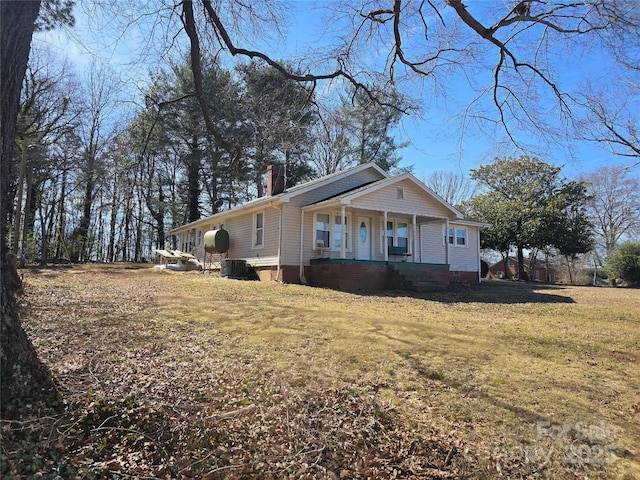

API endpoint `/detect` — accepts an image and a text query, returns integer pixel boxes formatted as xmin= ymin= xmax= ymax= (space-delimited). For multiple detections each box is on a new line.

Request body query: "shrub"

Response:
xmin=605 ymin=242 xmax=640 ymax=286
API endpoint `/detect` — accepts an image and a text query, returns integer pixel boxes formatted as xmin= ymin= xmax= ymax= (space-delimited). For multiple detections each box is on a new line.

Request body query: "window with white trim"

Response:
xmin=444 ymin=226 xmax=467 ymax=247
xmin=397 ymin=222 xmax=409 ymax=249
xmin=384 ymin=219 xmax=411 ymax=251
xmin=315 ymin=213 xmax=330 ymax=248
xmin=333 ymin=215 xmax=350 ymax=250
xmin=314 ymin=213 xmax=351 ymax=251
xmin=386 ymin=221 xmax=395 ymax=247
xmin=253 ymin=212 xmax=264 ymax=248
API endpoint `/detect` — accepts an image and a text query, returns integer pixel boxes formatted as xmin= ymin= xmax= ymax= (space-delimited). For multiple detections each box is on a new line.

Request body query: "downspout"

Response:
xmin=299 ymin=209 xmax=308 ymax=284
xmin=271 ymin=203 xmax=282 ymax=282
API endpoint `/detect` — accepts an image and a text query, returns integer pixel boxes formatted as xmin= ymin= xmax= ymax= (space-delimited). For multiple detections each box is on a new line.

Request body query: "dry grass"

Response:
xmin=3 ymin=264 xmax=639 ymax=479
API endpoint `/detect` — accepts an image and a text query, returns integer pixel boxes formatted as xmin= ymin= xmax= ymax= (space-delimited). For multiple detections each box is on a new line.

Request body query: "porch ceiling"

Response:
xmin=301 ymin=202 xmax=450 ymax=223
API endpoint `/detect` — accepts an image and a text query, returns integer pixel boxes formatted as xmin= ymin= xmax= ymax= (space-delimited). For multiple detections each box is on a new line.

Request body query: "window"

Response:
xmin=314 ymin=213 xmax=350 ymax=251
xmin=444 ymin=225 xmax=467 ymax=247
xmin=196 ymin=230 xmax=202 ymax=246
xmin=384 ymin=219 xmax=411 ymax=251
xmin=386 ymin=221 xmax=395 ymax=247
xmin=254 ymin=212 xmax=264 ymax=248
xmin=333 ymin=215 xmax=349 ymax=250
xmin=315 ymin=213 xmax=330 ymax=248
xmin=397 ymin=187 xmax=404 ymax=199
xmin=446 ymin=227 xmax=454 ymax=245
xmin=397 ymin=222 xmax=409 ymax=249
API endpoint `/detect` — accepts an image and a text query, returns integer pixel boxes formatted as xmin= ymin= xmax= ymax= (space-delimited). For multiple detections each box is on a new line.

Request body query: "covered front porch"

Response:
xmin=301 ymin=205 xmax=456 ymax=265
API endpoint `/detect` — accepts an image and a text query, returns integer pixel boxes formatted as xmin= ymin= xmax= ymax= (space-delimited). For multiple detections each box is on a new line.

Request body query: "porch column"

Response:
xmin=383 ymin=210 xmax=388 ymax=261
xmin=445 ymin=219 xmax=450 ymax=265
xmin=340 ymin=205 xmax=346 ymax=259
xmin=412 ymin=214 xmax=417 ymax=263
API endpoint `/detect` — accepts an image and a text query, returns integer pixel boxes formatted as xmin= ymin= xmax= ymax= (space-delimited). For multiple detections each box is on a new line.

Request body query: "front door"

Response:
xmin=357 ymin=217 xmax=371 ymax=260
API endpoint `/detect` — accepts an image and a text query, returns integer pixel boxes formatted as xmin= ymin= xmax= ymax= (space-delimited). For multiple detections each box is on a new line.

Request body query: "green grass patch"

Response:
xmin=10 ymin=266 xmax=640 ymax=479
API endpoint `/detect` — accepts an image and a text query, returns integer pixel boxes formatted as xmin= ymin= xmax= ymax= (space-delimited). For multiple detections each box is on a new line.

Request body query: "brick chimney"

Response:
xmin=267 ymin=163 xmax=286 ymax=196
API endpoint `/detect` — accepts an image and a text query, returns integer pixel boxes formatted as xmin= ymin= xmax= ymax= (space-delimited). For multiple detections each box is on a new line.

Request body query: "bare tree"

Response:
xmin=579 ymin=85 xmax=640 ymax=167
xmin=70 ymin=0 xmax=630 ymax=165
xmin=69 ymin=64 xmax=122 ymax=262
xmin=14 ymin=48 xmax=78 ymax=265
xmin=311 ymin=110 xmax=351 ymax=176
xmin=423 ymin=171 xmax=475 ymax=209
xmin=197 ymin=1 xmax=640 ymax=144
xmin=72 ymin=1 xmax=640 ymax=170
xmin=582 ymin=166 xmax=640 ymax=257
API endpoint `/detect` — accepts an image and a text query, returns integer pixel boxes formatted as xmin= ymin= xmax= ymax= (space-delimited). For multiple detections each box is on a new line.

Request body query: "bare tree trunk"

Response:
xmin=56 ymin=168 xmax=71 ymax=261
xmin=38 ymin=195 xmax=49 ymax=266
xmin=187 ymin=137 xmax=201 ymax=223
xmin=135 ymin=184 xmax=144 ymax=262
xmin=565 ymin=255 xmax=574 ymax=285
xmin=73 ymin=152 xmax=96 ymax=262
xmin=19 ymin=162 xmax=34 ymax=266
xmin=123 ymin=183 xmax=133 ymax=261
xmin=96 ymin=192 xmax=105 ymax=262
xmin=44 ymin=181 xmax=58 ymax=263
xmin=1 ymin=0 xmax=59 ymax=418
xmin=108 ymin=174 xmax=118 ymax=262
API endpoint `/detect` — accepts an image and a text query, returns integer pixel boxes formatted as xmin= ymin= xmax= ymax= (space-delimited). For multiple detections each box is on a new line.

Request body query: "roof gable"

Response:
xmin=305 ymin=173 xmax=464 ymax=219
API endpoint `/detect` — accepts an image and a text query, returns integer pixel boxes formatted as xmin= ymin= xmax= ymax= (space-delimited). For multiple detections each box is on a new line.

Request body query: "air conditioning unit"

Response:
xmin=221 ymin=259 xmax=247 ymax=278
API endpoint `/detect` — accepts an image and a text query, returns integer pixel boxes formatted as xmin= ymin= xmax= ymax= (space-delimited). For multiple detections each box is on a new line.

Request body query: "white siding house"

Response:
xmin=171 ymin=163 xmax=486 ymax=289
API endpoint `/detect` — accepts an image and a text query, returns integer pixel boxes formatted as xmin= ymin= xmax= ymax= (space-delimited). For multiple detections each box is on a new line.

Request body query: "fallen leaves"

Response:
xmin=2 ymin=266 xmax=624 ymax=479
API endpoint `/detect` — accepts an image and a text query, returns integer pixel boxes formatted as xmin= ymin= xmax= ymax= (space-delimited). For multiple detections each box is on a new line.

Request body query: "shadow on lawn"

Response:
xmin=360 ymin=280 xmax=577 ymax=304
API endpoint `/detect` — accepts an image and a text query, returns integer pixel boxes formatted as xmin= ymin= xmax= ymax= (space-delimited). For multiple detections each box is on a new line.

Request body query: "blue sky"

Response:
xmin=36 ymin=0 xmax=636 ymax=182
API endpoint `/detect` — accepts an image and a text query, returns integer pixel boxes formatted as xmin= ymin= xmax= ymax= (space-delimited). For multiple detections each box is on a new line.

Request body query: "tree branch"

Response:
xmin=200 ymin=0 xmax=408 ymax=113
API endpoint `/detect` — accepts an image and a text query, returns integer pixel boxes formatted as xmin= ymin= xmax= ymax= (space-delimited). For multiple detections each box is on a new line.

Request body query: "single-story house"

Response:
xmin=171 ymin=162 xmax=486 ymax=291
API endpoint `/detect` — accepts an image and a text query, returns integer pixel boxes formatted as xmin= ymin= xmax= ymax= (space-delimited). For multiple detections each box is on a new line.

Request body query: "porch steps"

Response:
xmin=389 ymin=264 xmax=446 ymax=292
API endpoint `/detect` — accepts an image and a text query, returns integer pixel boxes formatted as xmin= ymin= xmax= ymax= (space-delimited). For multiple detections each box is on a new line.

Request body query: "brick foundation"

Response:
xmin=249 ymin=262 xmax=480 ymax=290
xmin=252 ymin=265 xmax=300 ymax=283
xmin=449 ymin=271 xmax=479 ymax=283
xmin=305 ymin=263 xmax=390 ymax=290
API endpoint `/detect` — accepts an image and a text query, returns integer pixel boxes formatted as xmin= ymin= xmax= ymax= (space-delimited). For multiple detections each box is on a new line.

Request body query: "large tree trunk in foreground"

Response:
xmin=1 ymin=0 xmax=57 ymax=419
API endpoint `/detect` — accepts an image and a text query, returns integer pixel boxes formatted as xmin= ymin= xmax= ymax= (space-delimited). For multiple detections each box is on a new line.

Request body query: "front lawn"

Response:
xmin=2 ymin=265 xmax=638 ymax=479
